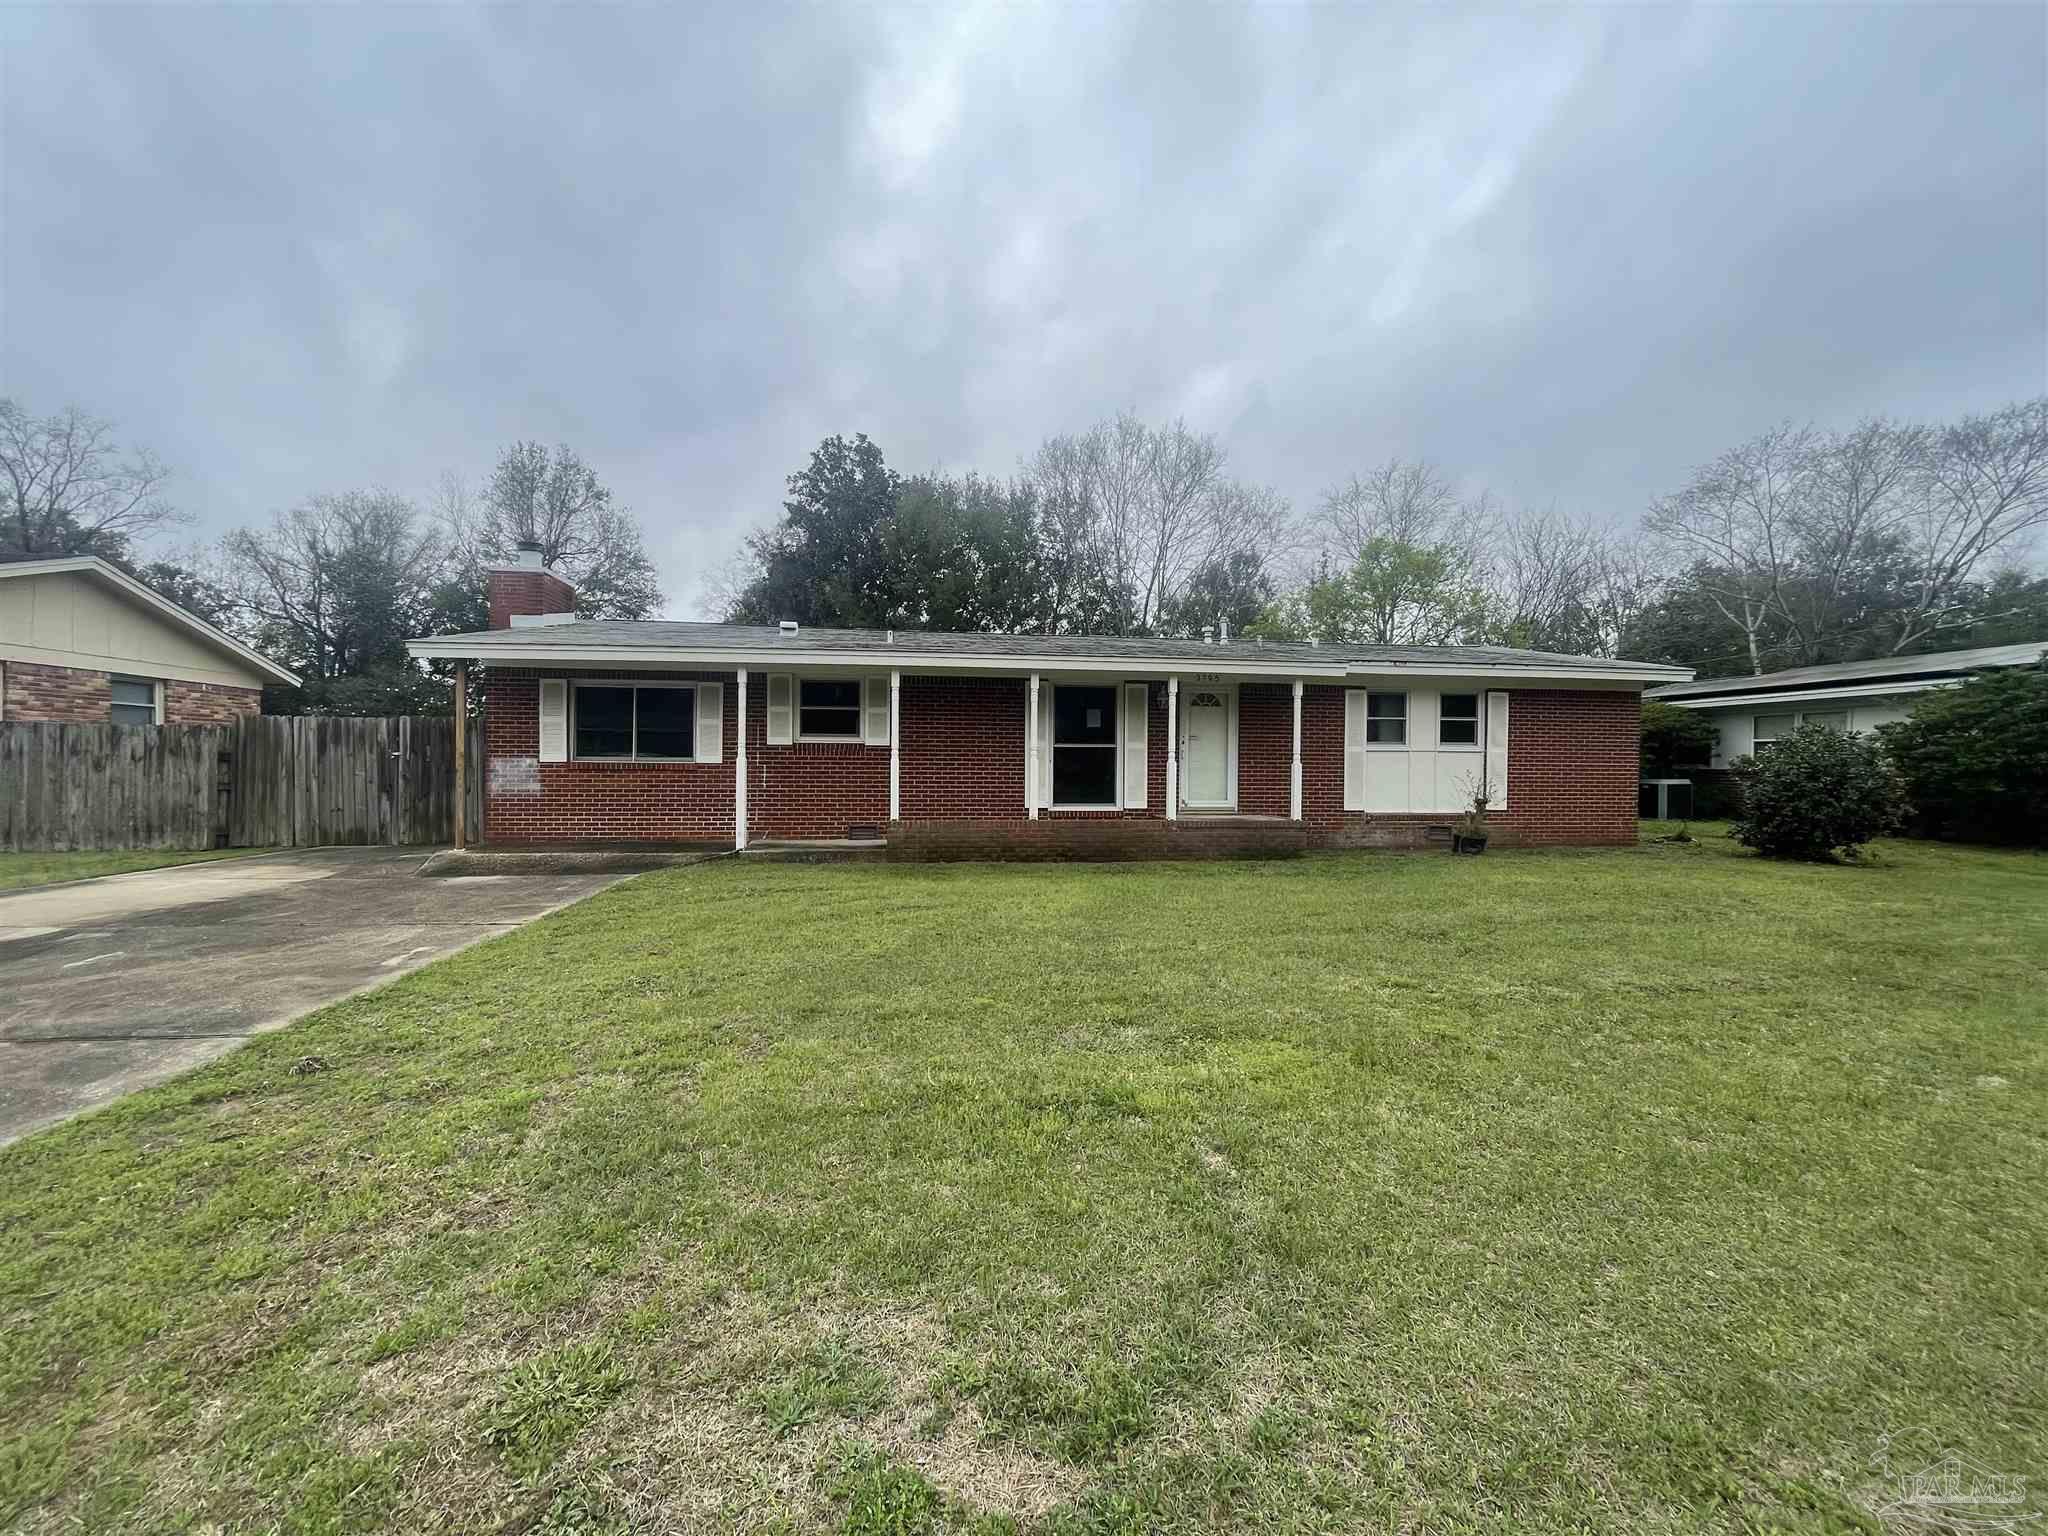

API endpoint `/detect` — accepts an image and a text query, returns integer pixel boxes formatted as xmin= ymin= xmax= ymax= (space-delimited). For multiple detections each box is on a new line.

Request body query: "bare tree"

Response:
xmin=1890 ymin=399 xmax=2048 ymax=652
xmin=1644 ymin=423 xmax=1817 ymax=674
xmin=1779 ymin=417 xmax=1926 ymax=662
xmin=469 ymin=442 xmax=662 ymax=620
xmin=1021 ymin=413 xmax=1288 ymax=634
xmin=1488 ymin=506 xmax=1614 ymax=654
xmin=1311 ymin=459 xmax=1491 ymax=567
xmin=0 ymin=400 xmax=183 ymax=560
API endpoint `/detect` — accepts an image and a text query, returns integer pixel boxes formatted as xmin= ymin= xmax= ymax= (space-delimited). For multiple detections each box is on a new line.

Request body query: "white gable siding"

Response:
xmin=0 ymin=570 xmax=267 ymax=689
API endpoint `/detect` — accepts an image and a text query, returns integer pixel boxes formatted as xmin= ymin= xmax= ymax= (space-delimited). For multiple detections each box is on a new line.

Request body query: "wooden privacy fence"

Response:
xmin=0 ymin=715 xmax=484 ymax=853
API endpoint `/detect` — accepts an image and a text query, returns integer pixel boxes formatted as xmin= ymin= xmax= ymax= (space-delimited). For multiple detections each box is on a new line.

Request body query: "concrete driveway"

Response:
xmin=0 ymin=848 xmax=625 ymax=1146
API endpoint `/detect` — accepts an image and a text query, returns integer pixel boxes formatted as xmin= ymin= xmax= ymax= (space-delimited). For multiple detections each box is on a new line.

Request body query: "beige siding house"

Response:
xmin=0 ymin=557 xmax=296 ymax=725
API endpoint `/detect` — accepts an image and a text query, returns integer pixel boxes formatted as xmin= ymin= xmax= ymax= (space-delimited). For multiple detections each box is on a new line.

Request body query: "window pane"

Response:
xmin=1441 ymin=692 xmax=1478 ymax=720
xmin=1053 ymin=745 xmax=1116 ymax=805
xmin=575 ymin=686 xmax=634 ymax=757
xmin=1753 ymin=713 xmax=1796 ymax=741
xmin=799 ymin=678 xmax=862 ymax=737
xmin=1803 ymin=711 xmax=1849 ymax=732
xmin=109 ymin=678 xmax=154 ymax=725
xmin=636 ymin=687 xmax=696 ymax=758
xmin=1054 ymin=686 xmax=1116 ymax=745
xmin=1439 ymin=717 xmax=1477 ymax=746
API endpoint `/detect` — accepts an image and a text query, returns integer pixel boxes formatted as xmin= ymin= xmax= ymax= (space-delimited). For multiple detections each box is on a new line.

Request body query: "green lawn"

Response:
xmin=0 ymin=847 xmax=272 ymax=893
xmin=2 ymin=832 xmax=2044 ymax=1534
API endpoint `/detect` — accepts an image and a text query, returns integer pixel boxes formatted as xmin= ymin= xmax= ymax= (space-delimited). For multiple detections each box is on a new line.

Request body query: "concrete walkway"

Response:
xmin=0 ymin=848 xmax=624 ymax=1146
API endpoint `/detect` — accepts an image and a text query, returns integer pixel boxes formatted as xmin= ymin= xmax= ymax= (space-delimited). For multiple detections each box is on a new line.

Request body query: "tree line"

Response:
xmin=722 ymin=399 xmax=2048 ymax=673
xmin=6 ymin=394 xmax=2044 ymax=716
xmin=0 ymin=400 xmax=660 ymax=713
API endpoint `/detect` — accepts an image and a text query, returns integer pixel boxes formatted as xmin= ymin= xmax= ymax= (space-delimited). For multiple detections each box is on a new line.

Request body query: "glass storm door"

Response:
xmin=1181 ymin=689 xmax=1230 ymax=807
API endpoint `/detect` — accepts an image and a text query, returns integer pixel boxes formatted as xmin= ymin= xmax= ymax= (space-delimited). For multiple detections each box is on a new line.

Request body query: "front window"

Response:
xmin=799 ymin=678 xmax=862 ymax=740
xmin=1439 ymin=692 xmax=1479 ymax=747
xmin=1752 ymin=712 xmax=1797 ymax=753
xmin=110 ymin=677 xmax=158 ymax=726
xmin=574 ymin=683 xmax=696 ymax=760
xmin=1366 ymin=692 xmax=1406 ymax=745
xmin=1052 ymin=684 xmax=1117 ymax=807
xmin=1803 ymin=710 xmax=1849 ymax=732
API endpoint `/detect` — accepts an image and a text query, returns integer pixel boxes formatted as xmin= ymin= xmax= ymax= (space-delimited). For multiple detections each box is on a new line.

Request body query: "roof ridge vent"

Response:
xmin=779 ymin=620 xmax=799 ymax=635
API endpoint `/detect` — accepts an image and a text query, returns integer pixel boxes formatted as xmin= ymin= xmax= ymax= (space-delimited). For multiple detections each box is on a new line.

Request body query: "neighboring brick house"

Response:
xmin=0 ymin=556 xmax=297 ymax=725
xmin=407 ymin=552 xmax=1690 ymax=859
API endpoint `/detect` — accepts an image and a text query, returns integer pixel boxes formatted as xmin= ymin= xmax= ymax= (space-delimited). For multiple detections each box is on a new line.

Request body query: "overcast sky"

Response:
xmin=3 ymin=3 xmax=2043 ymax=615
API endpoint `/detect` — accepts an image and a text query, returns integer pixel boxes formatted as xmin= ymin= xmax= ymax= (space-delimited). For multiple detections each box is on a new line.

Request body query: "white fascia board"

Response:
xmin=404 ymin=639 xmax=1352 ymax=679
xmin=0 ymin=555 xmax=301 ymax=686
xmin=1344 ymin=664 xmax=1684 ymax=686
xmin=1657 ymin=679 xmax=1952 ymax=711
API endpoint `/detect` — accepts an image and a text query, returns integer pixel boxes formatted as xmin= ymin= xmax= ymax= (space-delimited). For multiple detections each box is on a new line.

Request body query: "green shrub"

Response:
xmin=1731 ymin=723 xmax=1908 ymax=860
xmin=1877 ymin=666 xmax=2048 ymax=845
xmin=1641 ymin=701 xmax=1718 ymax=776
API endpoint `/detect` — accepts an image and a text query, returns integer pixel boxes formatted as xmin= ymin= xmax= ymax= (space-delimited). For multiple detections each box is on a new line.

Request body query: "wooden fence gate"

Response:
xmin=0 ymin=715 xmax=484 ymax=853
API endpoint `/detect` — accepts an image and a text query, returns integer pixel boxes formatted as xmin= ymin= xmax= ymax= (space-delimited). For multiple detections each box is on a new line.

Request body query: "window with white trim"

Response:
xmin=573 ymin=682 xmax=696 ymax=760
xmin=798 ymin=678 xmax=862 ymax=740
xmin=1439 ymin=692 xmax=1480 ymax=747
xmin=1052 ymin=684 xmax=1117 ymax=807
xmin=1753 ymin=709 xmax=1849 ymax=752
xmin=1366 ymin=691 xmax=1406 ymax=745
xmin=110 ymin=676 xmax=159 ymax=726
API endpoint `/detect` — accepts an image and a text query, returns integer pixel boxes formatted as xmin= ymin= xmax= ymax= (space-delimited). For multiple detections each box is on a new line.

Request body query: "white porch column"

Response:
xmin=1027 ymin=672 xmax=1041 ymax=819
xmin=1290 ymin=679 xmax=1304 ymax=822
xmin=888 ymin=669 xmax=901 ymax=822
xmin=735 ymin=667 xmax=749 ymax=850
xmin=1165 ymin=675 xmax=1179 ymax=821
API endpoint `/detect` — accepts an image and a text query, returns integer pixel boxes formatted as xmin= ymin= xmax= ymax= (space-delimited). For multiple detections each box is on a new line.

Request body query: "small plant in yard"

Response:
xmin=475 ymin=1339 xmax=631 ymax=1483
xmin=1731 ymin=722 xmax=1909 ymax=860
xmin=1452 ymin=775 xmax=1493 ymax=854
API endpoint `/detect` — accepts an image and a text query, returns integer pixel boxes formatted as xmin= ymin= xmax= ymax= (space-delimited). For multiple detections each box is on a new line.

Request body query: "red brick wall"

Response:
xmin=0 ymin=661 xmax=259 ymax=724
xmin=487 ymin=568 xmax=578 ymax=630
xmin=1299 ymin=684 xmax=1640 ymax=848
xmin=476 ymin=667 xmax=1641 ymax=851
xmin=163 ymin=680 xmax=262 ymax=724
xmin=2 ymin=660 xmax=109 ymax=722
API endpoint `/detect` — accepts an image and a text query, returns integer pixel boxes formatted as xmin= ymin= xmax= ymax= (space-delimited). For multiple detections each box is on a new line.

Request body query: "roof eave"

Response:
xmin=407 ymin=635 xmax=1686 ymax=685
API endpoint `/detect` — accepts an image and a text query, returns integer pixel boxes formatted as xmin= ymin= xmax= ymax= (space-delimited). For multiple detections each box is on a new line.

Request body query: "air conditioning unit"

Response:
xmin=1639 ymin=779 xmax=1694 ymax=820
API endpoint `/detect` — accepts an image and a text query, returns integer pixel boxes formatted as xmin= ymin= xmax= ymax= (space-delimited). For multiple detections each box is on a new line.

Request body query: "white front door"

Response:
xmin=1181 ymin=688 xmax=1232 ymax=807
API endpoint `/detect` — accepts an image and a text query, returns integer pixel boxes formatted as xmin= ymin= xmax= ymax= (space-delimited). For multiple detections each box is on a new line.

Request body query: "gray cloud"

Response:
xmin=3 ymin=1 xmax=2042 ymax=613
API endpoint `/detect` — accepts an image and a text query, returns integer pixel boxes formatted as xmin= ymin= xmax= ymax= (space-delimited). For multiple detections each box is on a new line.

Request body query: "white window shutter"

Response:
xmin=1038 ymin=686 xmax=1054 ymax=806
xmin=863 ymin=675 xmax=890 ymax=745
xmin=1122 ymin=682 xmax=1149 ymax=809
xmin=1342 ymin=689 xmax=1367 ymax=811
xmin=538 ymin=679 xmax=567 ymax=763
xmin=695 ymin=682 xmax=724 ymax=763
xmin=765 ymin=673 xmax=794 ymax=745
xmin=1485 ymin=690 xmax=1509 ymax=809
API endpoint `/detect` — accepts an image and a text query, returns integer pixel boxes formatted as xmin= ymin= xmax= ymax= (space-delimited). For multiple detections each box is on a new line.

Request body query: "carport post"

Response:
xmin=1290 ymin=680 xmax=1303 ymax=821
xmin=735 ymin=668 xmax=748 ymax=851
xmin=452 ymin=661 xmax=468 ymax=850
xmin=1165 ymin=676 xmax=1179 ymax=821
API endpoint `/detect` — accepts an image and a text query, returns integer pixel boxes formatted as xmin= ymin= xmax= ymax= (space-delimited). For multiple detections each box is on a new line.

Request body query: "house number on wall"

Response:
xmin=1187 ymin=672 xmax=1222 ymax=684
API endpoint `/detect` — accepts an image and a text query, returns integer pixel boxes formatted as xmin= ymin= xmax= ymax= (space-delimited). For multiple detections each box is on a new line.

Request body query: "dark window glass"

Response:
xmin=800 ymin=678 xmax=862 ymax=738
xmin=1053 ymin=744 xmax=1117 ymax=806
xmin=1366 ymin=691 xmax=1406 ymax=745
xmin=1053 ymin=685 xmax=1116 ymax=745
xmin=575 ymin=686 xmax=634 ymax=758
xmin=1440 ymin=692 xmax=1479 ymax=746
xmin=636 ymin=687 xmax=696 ymax=758
xmin=109 ymin=677 xmax=156 ymax=726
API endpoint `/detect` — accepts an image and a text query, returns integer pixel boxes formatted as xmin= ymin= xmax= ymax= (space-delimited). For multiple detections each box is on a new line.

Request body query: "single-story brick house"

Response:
xmin=406 ymin=549 xmax=1692 ymax=858
xmin=0 ymin=556 xmax=296 ymax=724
